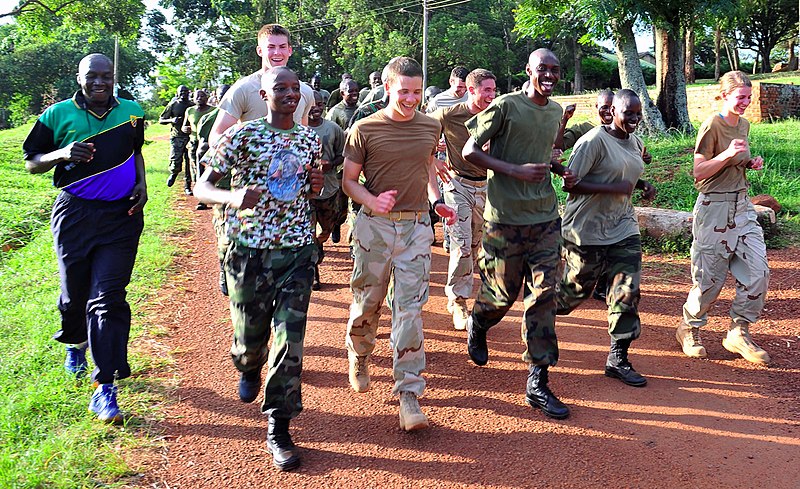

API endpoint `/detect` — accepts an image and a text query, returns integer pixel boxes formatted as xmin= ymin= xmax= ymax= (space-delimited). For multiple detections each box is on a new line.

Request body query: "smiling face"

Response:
xmin=341 ymin=80 xmax=360 ymax=107
xmin=450 ymin=76 xmax=467 ymax=98
xmin=385 ymin=75 xmax=422 ymax=121
xmin=260 ymin=68 xmax=300 ymax=116
xmin=611 ymin=96 xmax=643 ymax=135
xmin=525 ymin=50 xmax=560 ymax=105
xmin=722 ymin=86 xmax=752 ymax=116
xmin=469 ymin=78 xmax=497 ymax=112
xmin=309 ymin=92 xmax=324 ymax=123
xmin=596 ymin=94 xmax=614 ymax=125
xmin=77 ymin=55 xmax=114 ymax=109
xmin=195 ymin=89 xmax=209 ymax=106
xmin=257 ymin=33 xmax=293 ymax=70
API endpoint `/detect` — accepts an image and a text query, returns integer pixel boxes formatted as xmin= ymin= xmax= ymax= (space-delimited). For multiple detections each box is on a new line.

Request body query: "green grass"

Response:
xmin=0 ymin=123 xmax=185 ymax=488
xmin=0 ymin=125 xmax=58 ymax=254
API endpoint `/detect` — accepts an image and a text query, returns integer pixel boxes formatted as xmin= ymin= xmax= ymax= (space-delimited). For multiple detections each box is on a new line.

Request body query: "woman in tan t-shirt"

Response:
xmin=676 ymin=71 xmax=771 ymax=365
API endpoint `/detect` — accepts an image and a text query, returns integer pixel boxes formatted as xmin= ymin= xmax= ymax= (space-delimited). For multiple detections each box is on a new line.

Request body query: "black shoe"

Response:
xmin=166 ymin=174 xmax=177 ymax=187
xmin=238 ymin=368 xmax=262 ymax=403
xmin=196 ymin=203 xmax=209 ymax=210
xmin=266 ymin=417 xmax=300 ymax=471
xmin=593 ymin=274 xmax=608 ymax=301
xmin=219 ymin=269 xmax=228 ymax=297
xmin=605 ymin=339 xmax=647 ymax=387
xmin=592 ymin=288 xmax=607 ymax=302
xmin=184 ymin=187 xmax=193 ymax=196
xmin=466 ymin=316 xmax=488 ymax=366
xmin=525 ymin=365 xmax=570 ymax=419
xmin=312 ymin=266 xmax=321 ymax=291
xmin=331 ymin=225 xmax=341 ymax=243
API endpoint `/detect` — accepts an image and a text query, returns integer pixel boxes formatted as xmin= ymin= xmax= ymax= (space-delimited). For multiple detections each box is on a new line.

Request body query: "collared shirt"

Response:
xmin=23 ymin=91 xmax=145 ymax=201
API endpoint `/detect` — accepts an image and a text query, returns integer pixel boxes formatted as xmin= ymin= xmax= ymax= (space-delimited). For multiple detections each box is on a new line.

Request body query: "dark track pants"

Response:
xmin=51 ymin=191 xmax=144 ymax=384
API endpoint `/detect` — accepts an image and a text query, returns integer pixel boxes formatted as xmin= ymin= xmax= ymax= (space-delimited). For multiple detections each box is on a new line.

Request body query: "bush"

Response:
xmin=8 ymin=93 xmax=34 ymax=127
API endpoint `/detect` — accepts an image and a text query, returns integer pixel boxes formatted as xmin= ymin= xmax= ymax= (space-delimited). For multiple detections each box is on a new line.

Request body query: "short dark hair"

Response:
xmin=386 ymin=57 xmax=423 ymax=85
xmin=258 ymin=24 xmax=291 ymax=44
xmin=466 ymin=69 xmax=495 ymax=89
xmin=451 ymin=66 xmax=469 ymax=81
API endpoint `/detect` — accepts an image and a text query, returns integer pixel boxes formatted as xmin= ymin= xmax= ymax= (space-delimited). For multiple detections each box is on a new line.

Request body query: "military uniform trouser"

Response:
xmin=682 ymin=193 xmax=769 ymax=328
xmin=556 ymin=234 xmax=642 ymax=340
xmin=187 ymin=139 xmax=200 ymax=183
xmin=443 ymin=175 xmax=486 ymax=303
xmin=472 ymin=219 xmax=561 ymax=366
xmin=226 ymin=242 xmax=317 ymax=419
xmin=51 ymin=191 xmax=143 ymax=384
xmin=346 ymin=210 xmax=433 ymax=396
xmin=311 ymin=188 xmax=347 ymax=247
xmin=212 ymin=204 xmax=229 ymax=266
xmin=168 ymin=136 xmax=191 ymax=188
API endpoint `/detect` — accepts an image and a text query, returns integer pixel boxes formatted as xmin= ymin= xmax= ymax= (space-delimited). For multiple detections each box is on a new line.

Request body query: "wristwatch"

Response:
xmin=431 ymin=197 xmax=445 ymax=208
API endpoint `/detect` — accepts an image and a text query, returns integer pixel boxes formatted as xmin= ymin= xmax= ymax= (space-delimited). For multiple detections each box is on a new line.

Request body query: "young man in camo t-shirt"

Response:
xmin=195 ymin=66 xmax=323 ymax=472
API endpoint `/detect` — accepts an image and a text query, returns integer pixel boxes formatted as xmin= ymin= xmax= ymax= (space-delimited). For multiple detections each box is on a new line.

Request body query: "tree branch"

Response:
xmin=1 ymin=0 xmax=80 ymax=18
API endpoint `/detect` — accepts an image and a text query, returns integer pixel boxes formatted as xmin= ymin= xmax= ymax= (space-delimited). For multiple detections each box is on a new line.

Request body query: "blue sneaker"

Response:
xmin=64 ymin=345 xmax=88 ymax=378
xmin=88 ymin=383 xmax=123 ymax=424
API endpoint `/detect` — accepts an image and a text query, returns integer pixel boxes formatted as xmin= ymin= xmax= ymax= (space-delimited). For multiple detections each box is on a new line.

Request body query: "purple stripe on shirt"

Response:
xmin=63 ymin=154 xmax=137 ymax=201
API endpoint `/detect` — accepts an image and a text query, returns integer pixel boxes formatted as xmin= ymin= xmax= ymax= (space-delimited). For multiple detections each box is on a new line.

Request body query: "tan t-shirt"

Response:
xmin=561 ymin=126 xmax=645 ymax=246
xmin=344 ymin=110 xmax=440 ymax=212
xmin=430 ymin=103 xmax=486 ymax=179
xmin=694 ymin=114 xmax=750 ymax=193
xmin=218 ymin=70 xmax=314 ymax=125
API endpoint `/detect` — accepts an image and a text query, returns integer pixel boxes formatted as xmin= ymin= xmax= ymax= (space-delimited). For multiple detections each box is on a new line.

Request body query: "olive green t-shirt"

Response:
xmin=185 ymin=105 xmax=214 ymax=141
xmin=694 ymin=114 xmax=750 ymax=193
xmin=563 ymin=121 xmax=596 ymax=150
xmin=561 ymin=126 xmax=645 ymax=246
xmin=430 ymin=103 xmax=486 ymax=179
xmin=466 ymin=92 xmax=563 ymax=225
xmin=344 ymin=110 xmax=440 ymax=212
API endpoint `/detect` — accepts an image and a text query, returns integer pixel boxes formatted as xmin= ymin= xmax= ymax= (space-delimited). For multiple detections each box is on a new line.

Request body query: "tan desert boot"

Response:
xmin=398 ymin=391 xmax=429 ymax=431
xmin=722 ymin=322 xmax=771 ymax=365
xmin=676 ymin=323 xmax=707 ymax=358
xmin=348 ymin=352 xmax=370 ymax=393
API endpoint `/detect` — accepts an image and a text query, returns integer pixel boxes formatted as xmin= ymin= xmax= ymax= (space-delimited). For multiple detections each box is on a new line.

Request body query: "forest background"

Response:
xmin=0 ymin=0 xmax=798 ymax=136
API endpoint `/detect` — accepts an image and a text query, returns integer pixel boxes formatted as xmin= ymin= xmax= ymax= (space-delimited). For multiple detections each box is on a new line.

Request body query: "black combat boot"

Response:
xmin=219 ymin=262 xmax=228 ymax=297
xmin=466 ymin=316 xmax=488 ymax=366
xmin=605 ymin=338 xmax=647 ymax=387
xmin=266 ymin=417 xmax=300 ymax=471
xmin=525 ymin=365 xmax=570 ymax=419
xmin=238 ymin=367 xmax=262 ymax=403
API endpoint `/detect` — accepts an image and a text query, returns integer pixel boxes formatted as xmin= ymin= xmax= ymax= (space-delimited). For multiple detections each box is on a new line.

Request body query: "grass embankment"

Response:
xmin=0 ymin=123 xmax=183 ymax=488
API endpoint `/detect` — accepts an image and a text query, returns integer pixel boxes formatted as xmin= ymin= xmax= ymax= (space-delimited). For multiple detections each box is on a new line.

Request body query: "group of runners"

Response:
xmin=23 ymin=21 xmax=773 ymax=474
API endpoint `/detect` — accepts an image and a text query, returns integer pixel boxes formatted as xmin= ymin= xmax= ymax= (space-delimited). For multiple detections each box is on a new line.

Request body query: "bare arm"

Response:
xmin=25 ymin=142 xmax=95 ymax=174
xmin=127 ymin=153 xmax=148 ymax=215
xmin=209 ymin=110 xmax=238 ymax=146
xmin=194 ymin=167 xmax=259 ymax=209
xmin=462 ymin=136 xmax=549 ymax=183
xmin=342 ymin=157 xmax=397 ymax=213
xmin=693 ymin=138 xmax=748 ymax=181
xmin=553 ymin=104 xmax=576 ymax=151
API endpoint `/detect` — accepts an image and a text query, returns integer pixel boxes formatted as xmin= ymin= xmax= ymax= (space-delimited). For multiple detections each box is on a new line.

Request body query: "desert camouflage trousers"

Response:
xmin=556 ymin=234 xmax=642 ymax=340
xmin=443 ymin=175 xmax=486 ymax=303
xmin=682 ymin=193 xmax=769 ymax=328
xmin=346 ymin=210 xmax=433 ymax=396
xmin=226 ymin=242 xmax=317 ymax=419
xmin=471 ymin=219 xmax=561 ymax=366
xmin=212 ymin=203 xmax=229 ymax=263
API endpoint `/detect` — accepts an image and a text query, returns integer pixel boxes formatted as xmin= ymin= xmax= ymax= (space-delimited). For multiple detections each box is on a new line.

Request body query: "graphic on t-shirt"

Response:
xmin=268 ymin=149 xmax=305 ymax=201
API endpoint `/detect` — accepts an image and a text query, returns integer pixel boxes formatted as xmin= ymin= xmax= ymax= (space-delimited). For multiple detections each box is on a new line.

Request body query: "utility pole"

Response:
xmin=113 ymin=35 xmax=119 ymax=97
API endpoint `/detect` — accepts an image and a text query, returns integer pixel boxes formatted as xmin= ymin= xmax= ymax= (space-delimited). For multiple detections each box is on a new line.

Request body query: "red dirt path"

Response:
xmin=144 ymin=194 xmax=800 ymax=488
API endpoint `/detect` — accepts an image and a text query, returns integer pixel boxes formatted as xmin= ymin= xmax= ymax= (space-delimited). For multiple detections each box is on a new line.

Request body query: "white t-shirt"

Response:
xmin=218 ymin=70 xmax=314 ymax=125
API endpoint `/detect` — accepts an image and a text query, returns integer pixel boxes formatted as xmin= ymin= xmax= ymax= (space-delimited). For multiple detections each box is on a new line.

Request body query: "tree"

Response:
xmin=734 ymin=0 xmax=799 ymax=73
xmin=5 ymin=0 xmax=145 ymax=39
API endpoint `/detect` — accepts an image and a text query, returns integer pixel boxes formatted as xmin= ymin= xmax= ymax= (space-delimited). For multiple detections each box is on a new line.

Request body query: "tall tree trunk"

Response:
xmin=789 ymin=39 xmax=798 ymax=71
xmin=760 ymin=46 xmax=772 ymax=73
xmin=734 ymin=46 xmax=741 ymax=71
xmin=655 ymin=26 xmax=693 ymax=133
xmin=685 ymin=27 xmax=696 ymax=84
xmin=714 ymin=25 xmax=721 ymax=81
xmin=753 ymin=52 xmax=759 ymax=74
xmin=572 ymin=36 xmax=583 ymax=94
xmin=612 ymin=17 xmax=665 ymax=136
xmin=724 ymin=40 xmax=734 ymax=73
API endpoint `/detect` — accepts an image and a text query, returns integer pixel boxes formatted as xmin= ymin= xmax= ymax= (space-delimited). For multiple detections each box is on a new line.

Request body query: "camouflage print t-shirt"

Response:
xmin=207 ymin=118 xmax=321 ymax=249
